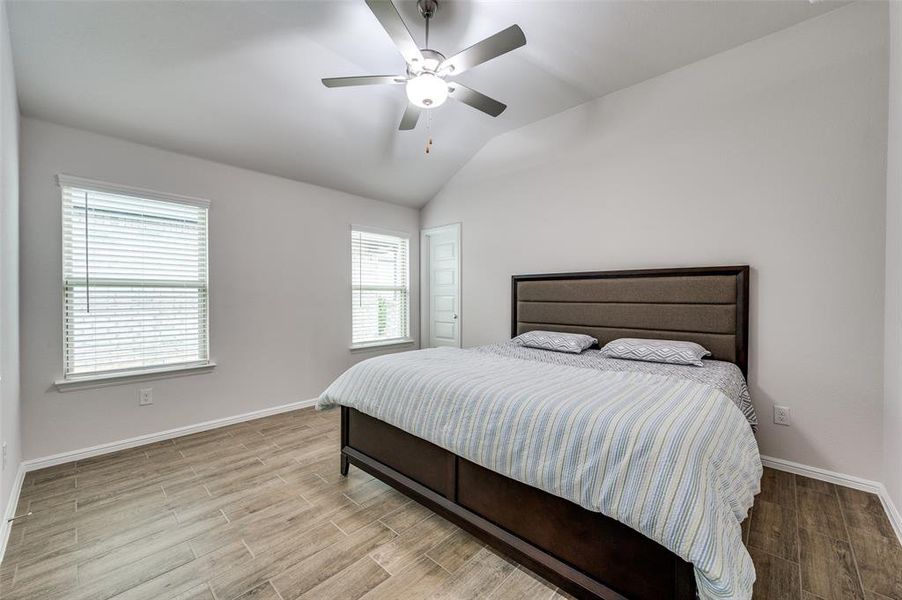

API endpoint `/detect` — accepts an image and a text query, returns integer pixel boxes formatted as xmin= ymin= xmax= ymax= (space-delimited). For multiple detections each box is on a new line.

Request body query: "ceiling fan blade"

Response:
xmin=365 ymin=0 xmax=425 ymax=67
xmin=322 ymin=75 xmax=406 ymax=88
xmin=448 ymin=83 xmax=506 ymax=117
xmin=438 ymin=25 xmax=526 ymax=75
xmin=399 ymin=103 xmax=421 ymax=130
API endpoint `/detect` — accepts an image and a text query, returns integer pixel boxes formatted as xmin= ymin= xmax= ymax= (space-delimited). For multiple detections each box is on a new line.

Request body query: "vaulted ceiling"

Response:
xmin=7 ymin=0 xmax=843 ymax=207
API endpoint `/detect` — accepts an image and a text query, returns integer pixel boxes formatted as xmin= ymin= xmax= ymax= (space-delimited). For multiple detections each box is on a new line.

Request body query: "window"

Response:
xmin=60 ymin=176 xmax=210 ymax=380
xmin=351 ymin=228 xmax=411 ymax=348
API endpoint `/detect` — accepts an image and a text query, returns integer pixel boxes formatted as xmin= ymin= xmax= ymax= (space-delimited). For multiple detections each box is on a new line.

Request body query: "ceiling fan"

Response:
xmin=322 ymin=0 xmax=526 ymax=131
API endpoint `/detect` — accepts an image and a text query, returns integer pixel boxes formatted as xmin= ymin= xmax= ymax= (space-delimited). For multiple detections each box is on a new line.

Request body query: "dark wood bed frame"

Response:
xmin=340 ymin=265 xmax=750 ymax=599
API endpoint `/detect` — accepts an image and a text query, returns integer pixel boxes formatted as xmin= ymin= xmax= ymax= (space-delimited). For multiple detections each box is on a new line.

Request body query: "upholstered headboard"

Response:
xmin=511 ymin=266 xmax=750 ymax=374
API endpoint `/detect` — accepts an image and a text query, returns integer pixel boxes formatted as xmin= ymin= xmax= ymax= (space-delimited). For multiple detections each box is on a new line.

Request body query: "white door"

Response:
xmin=423 ymin=224 xmax=460 ymax=348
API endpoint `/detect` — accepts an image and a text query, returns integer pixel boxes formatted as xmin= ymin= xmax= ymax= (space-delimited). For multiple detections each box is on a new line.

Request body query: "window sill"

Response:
xmin=54 ymin=362 xmax=216 ymax=392
xmin=350 ymin=339 xmax=415 ymax=353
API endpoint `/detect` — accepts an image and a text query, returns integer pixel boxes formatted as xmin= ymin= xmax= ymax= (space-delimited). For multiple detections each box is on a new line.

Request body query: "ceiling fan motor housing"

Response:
xmin=418 ymin=0 xmax=439 ymax=20
xmin=409 ymin=48 xmax=446 ymax=75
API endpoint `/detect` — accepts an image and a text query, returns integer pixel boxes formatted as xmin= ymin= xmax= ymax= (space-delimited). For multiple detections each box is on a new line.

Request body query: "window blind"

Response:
xmin=61 ymin=182 xmax=209 ymax=379
xmin=351 ymin=228 xmax=410 ymax=346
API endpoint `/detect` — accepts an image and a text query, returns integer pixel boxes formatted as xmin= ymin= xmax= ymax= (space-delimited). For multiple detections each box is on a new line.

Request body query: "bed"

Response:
xmin=318 ymin=266 xmax=760 ymax=600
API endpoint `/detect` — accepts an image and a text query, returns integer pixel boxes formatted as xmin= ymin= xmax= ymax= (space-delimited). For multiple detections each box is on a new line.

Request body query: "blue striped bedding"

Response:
xmin=475 ymin=341 xmax=758 ymax=429
xmin=317 ymin=346 xmax=762 ymax=599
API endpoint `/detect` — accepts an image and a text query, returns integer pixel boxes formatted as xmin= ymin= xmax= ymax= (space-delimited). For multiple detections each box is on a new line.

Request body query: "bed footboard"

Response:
xmin=340 ymin=406 xmax=696 ymax=600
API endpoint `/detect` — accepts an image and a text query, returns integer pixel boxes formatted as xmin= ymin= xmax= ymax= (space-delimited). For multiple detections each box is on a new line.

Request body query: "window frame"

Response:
xmin=349 ymin=225 xmax=413 ymax=351
xmin=55 ymin=174 xmax=214 ymax=390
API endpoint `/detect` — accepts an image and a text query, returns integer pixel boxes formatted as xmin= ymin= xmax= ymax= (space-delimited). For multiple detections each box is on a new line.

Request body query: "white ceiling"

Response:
xmin=7 ymin=0 xmax=844 ymax=207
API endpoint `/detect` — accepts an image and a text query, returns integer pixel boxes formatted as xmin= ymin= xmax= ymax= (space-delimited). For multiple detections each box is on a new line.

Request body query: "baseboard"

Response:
xmin=760 ymin=455 xmax=883 ymax=492
xmin=23 ymin=398 xmax=319 ymax=472
xmin=881 ymin=485 xmax=902 ymax=546
xmin=761 ymin=455 xmax=902 ymax=544
xmin=0 ymin=464 xmax=27 ymax=565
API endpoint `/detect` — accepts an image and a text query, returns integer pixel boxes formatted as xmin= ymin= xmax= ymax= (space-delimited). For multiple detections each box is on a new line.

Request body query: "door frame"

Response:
xmin=420 ymin=223 xmax=462 ymax=348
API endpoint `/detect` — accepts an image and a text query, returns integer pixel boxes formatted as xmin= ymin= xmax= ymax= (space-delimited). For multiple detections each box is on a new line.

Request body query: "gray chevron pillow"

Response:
xmin=600 ymin=338 xmax=710 ymax=366
xmin=513 ymin=331 xmax=597 ymax=354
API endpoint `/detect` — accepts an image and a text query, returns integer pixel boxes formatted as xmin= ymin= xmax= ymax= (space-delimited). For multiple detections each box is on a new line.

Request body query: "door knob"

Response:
xmin=452 ymin=314 xmax=458 ymax=319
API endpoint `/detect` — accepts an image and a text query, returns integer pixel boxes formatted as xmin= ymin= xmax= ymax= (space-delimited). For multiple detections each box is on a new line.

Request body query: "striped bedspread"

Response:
xmin=475 ymin=341 xmax=758 ymax=429
xmin=317 ymin=347 xmax=762 ymax=599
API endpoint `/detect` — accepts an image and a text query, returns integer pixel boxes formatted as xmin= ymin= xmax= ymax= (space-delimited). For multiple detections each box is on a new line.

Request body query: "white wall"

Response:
xmin=0 ymin=0 xmax=22 ymax=518
xmin=885 ymin=0 xmax=902 ymax=512
xmin=422 ymin=2 xmax=889 ymax=481
xmin=19 ymin=118 xmax=419 ymax=460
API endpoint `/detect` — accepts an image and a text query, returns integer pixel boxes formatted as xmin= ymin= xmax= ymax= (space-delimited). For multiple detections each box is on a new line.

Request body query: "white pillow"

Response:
xmin=600 ymin=338 xmax=711 ymax=366
xmin=513 ymin=330 xmax=597 ymax=354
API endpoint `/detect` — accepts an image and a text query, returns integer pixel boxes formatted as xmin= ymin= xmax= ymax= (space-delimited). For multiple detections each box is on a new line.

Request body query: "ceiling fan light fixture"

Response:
xmin=406 ymin=73 xmax=448 ymax=108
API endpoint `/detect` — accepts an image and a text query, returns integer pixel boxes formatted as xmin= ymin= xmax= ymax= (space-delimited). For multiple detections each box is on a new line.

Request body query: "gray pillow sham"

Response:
xmin=513 ymin=330 xmax=598 ymax=354
xmin=599 ymin=338 xmax=711 ymax=366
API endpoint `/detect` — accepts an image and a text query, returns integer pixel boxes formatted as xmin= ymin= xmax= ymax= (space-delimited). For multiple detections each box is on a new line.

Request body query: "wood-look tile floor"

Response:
xmin=1 ymin=407 xmax=899 ymax=600
xmin=745 ymin=467 xmax=902 ymax=600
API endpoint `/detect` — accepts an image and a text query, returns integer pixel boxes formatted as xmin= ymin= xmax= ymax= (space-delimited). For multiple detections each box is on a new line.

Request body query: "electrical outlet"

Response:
xmin=139 ymin=388 xmax=153 ymax=406
xmin=773 ymin=405 xmax=791 ymax=426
